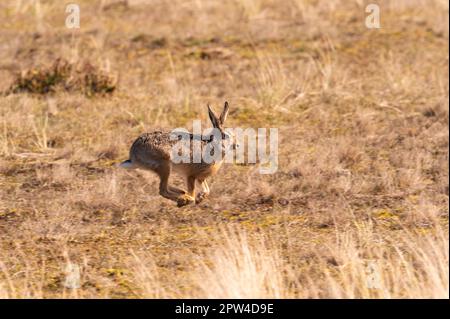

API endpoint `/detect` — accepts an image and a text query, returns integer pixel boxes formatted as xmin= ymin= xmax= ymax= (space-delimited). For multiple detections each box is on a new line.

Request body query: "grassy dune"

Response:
xmin=0 ymin=0 xmax=448 ymax=298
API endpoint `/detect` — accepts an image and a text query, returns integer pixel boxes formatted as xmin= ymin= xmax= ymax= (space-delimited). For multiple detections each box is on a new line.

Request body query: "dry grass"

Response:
xmin=0 ymin=0 xmax=448 ymax=298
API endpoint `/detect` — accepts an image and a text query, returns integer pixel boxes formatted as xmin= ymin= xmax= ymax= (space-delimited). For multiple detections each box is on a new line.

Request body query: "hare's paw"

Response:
xmin=177 ymin=194 xmax=195 ymax=207
xmin=195 ymin=192 xmax=209 ymax=204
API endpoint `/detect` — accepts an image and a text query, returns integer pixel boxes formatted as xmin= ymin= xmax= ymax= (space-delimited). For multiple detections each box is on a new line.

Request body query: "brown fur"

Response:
xmin=121 ymin=102 xmax=232 ymax=207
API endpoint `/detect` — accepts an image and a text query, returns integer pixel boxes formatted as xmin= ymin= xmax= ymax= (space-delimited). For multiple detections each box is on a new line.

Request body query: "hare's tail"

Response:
xmin=118 ymin=159 xmax=135 ymax=169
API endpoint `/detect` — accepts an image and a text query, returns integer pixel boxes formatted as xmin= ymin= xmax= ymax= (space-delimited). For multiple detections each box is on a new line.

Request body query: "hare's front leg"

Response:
xmin=195 ymin=180 xmax=210 ymax=204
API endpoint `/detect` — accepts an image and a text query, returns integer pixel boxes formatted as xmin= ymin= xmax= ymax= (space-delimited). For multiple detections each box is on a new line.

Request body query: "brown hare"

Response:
xmin=119 ymin=102 xmax=235 ymax=207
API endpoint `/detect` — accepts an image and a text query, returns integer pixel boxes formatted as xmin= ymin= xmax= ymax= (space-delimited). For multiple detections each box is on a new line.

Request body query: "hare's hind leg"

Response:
xmin=186 ymin=176 xmax=196 ymax=199
xmin=173 ymin=175 xmax=195 ymax=208
xmin=157 ymin=162 xmax=194 ymax=207
xmin=195 ymin=179 xmax=210 ymax=204
xmin=168 ymin=186 xmax=186 ymax=195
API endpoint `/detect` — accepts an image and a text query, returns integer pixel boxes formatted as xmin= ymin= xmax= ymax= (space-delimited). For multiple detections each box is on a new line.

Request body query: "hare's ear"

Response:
xmin=219 ymin=101 xmax=229 ymax=124
xmin=207 ymin=104 xmax=220 ymax=128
